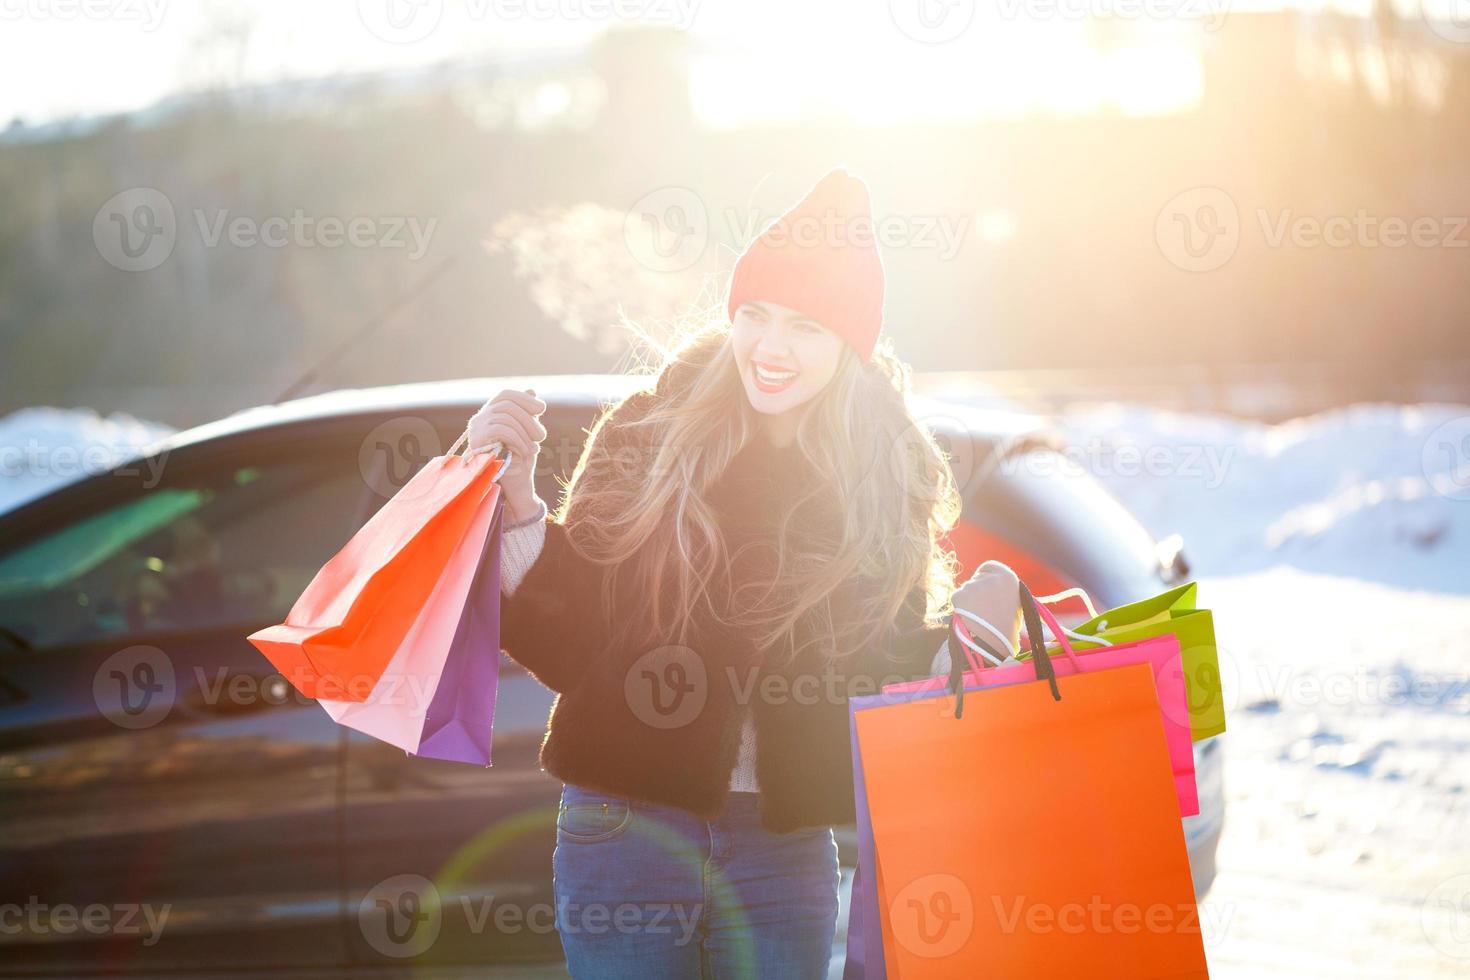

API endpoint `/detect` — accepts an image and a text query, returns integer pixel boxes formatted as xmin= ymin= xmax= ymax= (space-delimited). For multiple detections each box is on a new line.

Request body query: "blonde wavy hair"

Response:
xmin=556 ymin=314 xmax=961 ymax=669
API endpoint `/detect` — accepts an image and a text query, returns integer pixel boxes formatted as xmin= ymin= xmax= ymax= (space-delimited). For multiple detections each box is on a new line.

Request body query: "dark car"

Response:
xmin=0 ymin=375 xmax=1223 ymax=975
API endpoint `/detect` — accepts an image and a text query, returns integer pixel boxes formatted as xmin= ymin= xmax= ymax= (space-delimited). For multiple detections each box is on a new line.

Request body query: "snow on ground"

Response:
xmin=1057 ymin=401 xmax=1470 ymax=593
xmin=1197 ymin=570 xmax=1469 ymax=978
xmin=0 ymin=406 xmax=174 ymax=514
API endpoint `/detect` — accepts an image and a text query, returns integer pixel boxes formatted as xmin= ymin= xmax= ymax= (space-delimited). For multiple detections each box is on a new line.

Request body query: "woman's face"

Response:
xmin=730 ymin=301 xmax=847 ymax=417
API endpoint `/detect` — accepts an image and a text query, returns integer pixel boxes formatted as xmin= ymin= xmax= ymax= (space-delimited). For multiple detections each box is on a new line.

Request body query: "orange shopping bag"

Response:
xmin=248 ymin=432 xmax=503 ymax=701
xmin=852 ymin=589 xmax=1209 ymax=979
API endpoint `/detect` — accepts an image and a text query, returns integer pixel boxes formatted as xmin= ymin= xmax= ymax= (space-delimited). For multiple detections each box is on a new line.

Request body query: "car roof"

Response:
xmin=136 ymin=374 xmax=1053 ymax=458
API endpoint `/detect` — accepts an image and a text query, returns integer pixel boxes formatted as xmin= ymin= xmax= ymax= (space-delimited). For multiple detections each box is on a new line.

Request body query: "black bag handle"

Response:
xmin=947 ymin=580 xmax=1062 ymax=719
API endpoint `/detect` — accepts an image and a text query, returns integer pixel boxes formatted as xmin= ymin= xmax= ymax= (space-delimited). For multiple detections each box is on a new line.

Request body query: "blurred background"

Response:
xmin=2 ymin=0 xmax=1469 ymax=426
xmin=1 ymin=1 xmax=1468 ymax=977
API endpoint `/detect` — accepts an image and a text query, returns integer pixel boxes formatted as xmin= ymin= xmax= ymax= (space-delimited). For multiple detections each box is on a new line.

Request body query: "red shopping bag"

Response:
xmin=248 ymin=437 xmax=502 ymax=701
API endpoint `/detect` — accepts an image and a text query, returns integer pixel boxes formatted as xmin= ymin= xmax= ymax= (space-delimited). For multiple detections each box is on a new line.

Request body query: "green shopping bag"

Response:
xmin=1035 ymin=583 xmax=1224 ymax=741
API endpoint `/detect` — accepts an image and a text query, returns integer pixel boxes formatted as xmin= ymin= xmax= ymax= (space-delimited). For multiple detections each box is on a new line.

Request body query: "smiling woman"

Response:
xmin=453 ymin=167 xmax=1043 ymax=979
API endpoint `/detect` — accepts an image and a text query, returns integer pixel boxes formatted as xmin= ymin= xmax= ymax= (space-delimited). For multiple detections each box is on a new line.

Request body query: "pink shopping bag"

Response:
xmin=885 ymin=588 xmax=1200 ymax=817
xmin=314 ymin=473 xmax=502 ymax=754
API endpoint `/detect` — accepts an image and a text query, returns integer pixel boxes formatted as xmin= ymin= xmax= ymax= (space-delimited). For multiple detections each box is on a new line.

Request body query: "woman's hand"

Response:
xmin=951 ymin=560 xmax=1022 ymax=655
xmin=466 ymin=388 xmax=548 ymax=523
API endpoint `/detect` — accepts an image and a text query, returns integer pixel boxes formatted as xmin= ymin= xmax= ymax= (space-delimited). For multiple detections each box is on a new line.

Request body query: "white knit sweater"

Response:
xmin=497 ymin=503 xmax=953 ymax=793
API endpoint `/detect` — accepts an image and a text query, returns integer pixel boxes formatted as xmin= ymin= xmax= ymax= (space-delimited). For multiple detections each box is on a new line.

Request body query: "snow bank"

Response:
xmin=1056 ymin=402 xmax=1470 ymax=594
xmin=0 ymin=407 xmax=175 ymax=514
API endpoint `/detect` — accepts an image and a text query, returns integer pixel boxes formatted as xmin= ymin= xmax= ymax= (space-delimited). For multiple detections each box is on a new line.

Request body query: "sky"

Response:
xmin=0 ymin=0 xmax=1416 ymax=128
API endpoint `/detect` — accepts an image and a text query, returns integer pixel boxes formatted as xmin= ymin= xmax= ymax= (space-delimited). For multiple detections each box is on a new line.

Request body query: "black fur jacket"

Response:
xmin=499 ymin=337 xmax=949 ymax=832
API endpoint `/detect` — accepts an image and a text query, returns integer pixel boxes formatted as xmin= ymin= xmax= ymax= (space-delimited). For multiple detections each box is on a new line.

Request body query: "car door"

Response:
xmin=0 ymin=429 xmax=368 ymax=974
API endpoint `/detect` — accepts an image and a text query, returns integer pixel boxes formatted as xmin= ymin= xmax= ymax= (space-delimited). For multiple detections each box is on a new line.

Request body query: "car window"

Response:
xmin=0 ymin=452 xmax=367 ymax=651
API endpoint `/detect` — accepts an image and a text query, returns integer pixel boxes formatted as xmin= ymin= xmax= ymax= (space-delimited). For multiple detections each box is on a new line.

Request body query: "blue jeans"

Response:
xmin=552 ymin=782 xmax=840 ymax=978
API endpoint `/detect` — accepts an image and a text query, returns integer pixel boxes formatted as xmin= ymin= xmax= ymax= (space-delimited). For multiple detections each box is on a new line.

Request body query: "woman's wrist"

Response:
xmin=504 ymin=495 xmax=548 ymax=528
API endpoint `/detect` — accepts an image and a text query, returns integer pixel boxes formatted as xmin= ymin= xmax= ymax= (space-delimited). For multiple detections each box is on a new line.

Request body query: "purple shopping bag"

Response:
xmin=410 ymin=494 xmax=503 ymax=765
xmin=845 ymin=702 xmax=885 ymax=979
